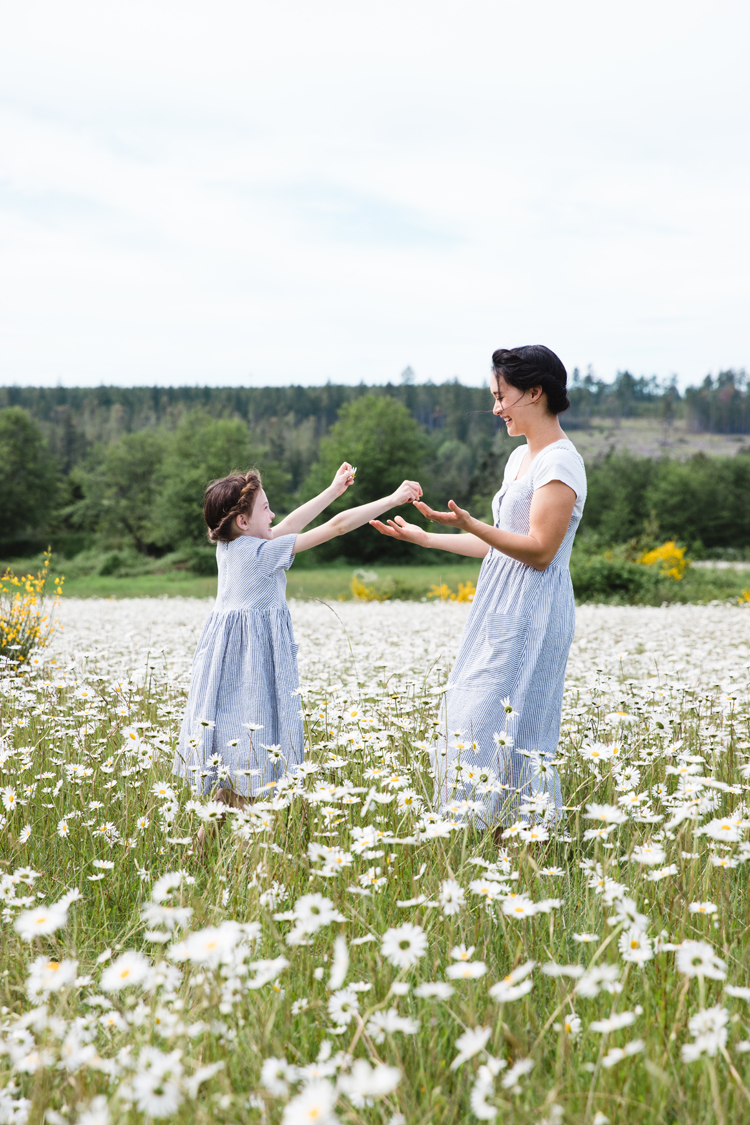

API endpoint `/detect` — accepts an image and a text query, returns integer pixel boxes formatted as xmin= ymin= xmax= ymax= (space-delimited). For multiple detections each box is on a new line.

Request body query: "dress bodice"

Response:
xmin=214 ymin=534 xmax=296 ymax=612
xmin=490 ymin=439 xmax=586 ymax=569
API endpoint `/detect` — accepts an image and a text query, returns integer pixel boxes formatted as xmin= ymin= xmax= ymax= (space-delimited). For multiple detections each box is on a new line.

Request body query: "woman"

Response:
xmin=371 ymin=345 xmax=586 ymax=824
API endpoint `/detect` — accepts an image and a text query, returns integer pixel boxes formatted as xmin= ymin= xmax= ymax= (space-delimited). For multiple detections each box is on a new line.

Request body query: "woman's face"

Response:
xmin=234 ymin=489 xmax=275 ymax=540
xmin=490 ymin=372 xmax=538 ymax=437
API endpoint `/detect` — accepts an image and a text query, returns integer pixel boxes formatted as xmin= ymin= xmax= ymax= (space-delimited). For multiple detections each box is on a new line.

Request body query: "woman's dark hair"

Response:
xmin=491 ymin=345 xmax=570 ymax=415
xmin=203 ymin=470 xmax=262 ymax=543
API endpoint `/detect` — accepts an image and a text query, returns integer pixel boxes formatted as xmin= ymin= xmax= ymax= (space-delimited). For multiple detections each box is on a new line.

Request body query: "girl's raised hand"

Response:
xmin=331 ymin=462 xmax=356 ymax=496
xmin=414 ymin=499 xmax=473 ymax=531
xmin=391 ymin=479 xmax=423 ymax=506
xmin=369 ymin=514 xmax=429 ymax=545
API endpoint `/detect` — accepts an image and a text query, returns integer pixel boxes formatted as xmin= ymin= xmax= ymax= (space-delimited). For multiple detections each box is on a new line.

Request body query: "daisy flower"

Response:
xmin=450 ymin=1026 xmax=491 ymax=1070
xmin=100 ymin=950 xmax=151 ymax=991
xmin=381 ymin=923 xmax=428 ymax=969
xmin=675 ymin=940 xmax=727 ymax=980
xmin=688 ymin=901 xmax=718 ymax=916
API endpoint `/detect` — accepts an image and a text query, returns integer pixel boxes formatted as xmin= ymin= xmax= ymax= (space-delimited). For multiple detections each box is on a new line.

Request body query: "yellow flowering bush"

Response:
xmin=350 ymin=573 xmax=389 ymax=602
xmin=350 ymin=574 xmax=477 ymax=602
xmin=638 ymin=540 xmax=689 ymax=581
xmin=0 ymin=550 xmax=64 ymax=664
xmin=428 ymin=580 xmax=476 ymax=602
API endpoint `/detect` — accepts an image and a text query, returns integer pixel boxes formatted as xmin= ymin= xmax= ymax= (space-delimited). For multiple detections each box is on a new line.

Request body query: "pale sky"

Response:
xmin=1 ymin=0 xmax=748 ymax=388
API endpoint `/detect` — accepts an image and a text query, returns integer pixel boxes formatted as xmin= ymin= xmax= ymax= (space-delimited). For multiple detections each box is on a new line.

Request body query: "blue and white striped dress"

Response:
xmin=173 ymin=534 xmax=303 ymax=797
xmin=440 ymin=438 xmax=587 ymax=822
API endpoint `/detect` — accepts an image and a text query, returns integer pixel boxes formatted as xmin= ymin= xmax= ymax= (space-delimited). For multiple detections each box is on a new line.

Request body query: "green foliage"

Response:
xmin=570 ymin=550 xmax=652 ymax=602
xmin=580 ymin=451 xmax=654 ymax=544
xmin=427 ymin=438 xmax=473 ymax=508
xmin=184 ymin=546 xmax=219 ymax=576
xmin=68 ymin=429 xmax=169 ymax=552
xmin=303 ymin=395 xmax=431 ymax=561
xmin=156 ymin=412 xmax=291 ymax=548
xmin=644 ymin=452 xmax=750 ymax=549
xmin=5 ymin=378 xmax=750 ymax=573
xmin=582 ymin=450 xmax=750 ymax=550
xmin=0 ymin=407 xmax=58 ymax=541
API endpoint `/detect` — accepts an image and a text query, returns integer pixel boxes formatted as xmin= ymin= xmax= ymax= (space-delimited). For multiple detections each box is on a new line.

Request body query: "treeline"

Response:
xmin=1 ymin=366 xmax=749 ymax=472
xmin=1 ymin=375 xmax=749 ymax=566
xmin=567 ymin=368 xmax=750 ymax=432
xmin=0 ymin=394 xmax=517 ymax=565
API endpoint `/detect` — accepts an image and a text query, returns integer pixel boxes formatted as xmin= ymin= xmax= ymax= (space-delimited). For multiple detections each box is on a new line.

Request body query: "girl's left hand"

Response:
xmin=331 ymin=462 xmax=356 ymax=496
xmin=413 ymin=499 xmax=473 ymax=531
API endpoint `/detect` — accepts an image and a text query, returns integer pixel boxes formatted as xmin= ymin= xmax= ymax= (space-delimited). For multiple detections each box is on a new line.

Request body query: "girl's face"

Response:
xmin=234 ymin=489 xmax=275 ymax=540
xmin=490 ymin=372 xmax=542 ymax=437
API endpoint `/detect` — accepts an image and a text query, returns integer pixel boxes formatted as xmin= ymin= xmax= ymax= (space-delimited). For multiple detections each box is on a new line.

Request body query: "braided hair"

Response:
xmin=203 ymin=470 xmax=263 ymax=543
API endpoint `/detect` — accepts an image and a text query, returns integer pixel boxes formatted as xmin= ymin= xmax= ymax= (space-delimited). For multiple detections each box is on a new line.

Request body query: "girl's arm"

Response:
xmin=272 ymin=463 xmax=355 ymax=537
xmin=412 ymin=480 xmax=576 ymax=570
xmin=293 ymin=480 xmax=422 ymax=553
xmin=369 ymin=516 xmax=490 ymax=558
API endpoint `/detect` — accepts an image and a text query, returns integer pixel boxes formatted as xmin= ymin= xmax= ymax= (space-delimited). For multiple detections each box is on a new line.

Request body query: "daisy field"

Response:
xmin=1 ymin=597 xmax=749 ymax=1125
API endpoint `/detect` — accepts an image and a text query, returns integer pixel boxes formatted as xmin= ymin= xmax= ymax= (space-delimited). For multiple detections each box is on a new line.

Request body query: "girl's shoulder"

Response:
xmin=225 ymin=533 xmax=297 ymax=575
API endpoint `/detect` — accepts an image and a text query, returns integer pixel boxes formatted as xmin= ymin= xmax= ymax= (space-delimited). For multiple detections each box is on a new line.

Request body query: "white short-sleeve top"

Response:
xmin=501 ymin=438 xmax=587 ymax=520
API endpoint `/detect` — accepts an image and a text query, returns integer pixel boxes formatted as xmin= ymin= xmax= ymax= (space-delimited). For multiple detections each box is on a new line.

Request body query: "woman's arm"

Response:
xmin=272 ymin=463 xmax=355 ymax=537
xmin=369 ymin=516 xmax=490 ymax=558
xmin=293 ymin=480 xmax=423 ymax=553
xmin=412 ymin=480 xmax=576 ymax=570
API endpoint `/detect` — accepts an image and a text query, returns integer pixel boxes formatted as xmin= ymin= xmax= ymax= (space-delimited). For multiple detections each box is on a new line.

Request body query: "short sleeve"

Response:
xmin=532 ymin=446 xmax=587 ymax=518
xmin=254 ymin=534 xmax=297 ymax=575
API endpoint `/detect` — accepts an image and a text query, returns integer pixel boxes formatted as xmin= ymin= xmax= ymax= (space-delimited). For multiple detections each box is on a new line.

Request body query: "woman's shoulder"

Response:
xmin=531 ymin=438 xmax=587 ymax=497
xmin=535 ymin=438 xmax=586 ymax=471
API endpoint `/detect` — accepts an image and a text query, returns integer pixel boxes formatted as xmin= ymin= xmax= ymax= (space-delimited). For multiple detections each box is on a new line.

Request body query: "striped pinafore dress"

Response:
xmin=173 ymin=533 xmax=304 ymax=797
xmin=439 ymin=438 xmax=587 ymax=824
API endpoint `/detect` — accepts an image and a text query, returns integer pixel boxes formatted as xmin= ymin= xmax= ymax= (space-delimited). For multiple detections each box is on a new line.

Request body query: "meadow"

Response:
xmin=46 ymin=559 xmax=750 ymax=606
xmin=1 ymin=596 xmax=750 ymax=1125
xmin=48 ymin=564 xmax=482 ymax=603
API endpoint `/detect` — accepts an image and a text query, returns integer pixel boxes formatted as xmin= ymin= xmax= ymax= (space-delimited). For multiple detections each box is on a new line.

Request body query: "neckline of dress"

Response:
xmin=512 ymin=437 xmax=570 ymax=483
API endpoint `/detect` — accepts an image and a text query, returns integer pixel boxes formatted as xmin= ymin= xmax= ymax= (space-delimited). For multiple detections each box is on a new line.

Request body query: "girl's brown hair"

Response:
xmin=203 ymin=470 xmax=263 ymax=543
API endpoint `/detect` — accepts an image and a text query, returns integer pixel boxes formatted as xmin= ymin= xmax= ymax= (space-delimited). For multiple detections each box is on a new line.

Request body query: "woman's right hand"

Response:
xmin=369 ymin=514 xmax=430 ymax=546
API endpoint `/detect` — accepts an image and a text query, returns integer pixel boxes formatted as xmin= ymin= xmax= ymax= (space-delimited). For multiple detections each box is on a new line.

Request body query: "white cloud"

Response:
xmin=0 ymin=0 xmax=748 ymax=386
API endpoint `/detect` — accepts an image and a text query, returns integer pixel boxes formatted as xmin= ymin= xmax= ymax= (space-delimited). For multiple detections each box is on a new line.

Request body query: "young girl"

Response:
xmin=174 ymin=464 xmax=422 ymax=798
xmin=372 ymin=345 xmax=587 ymax=824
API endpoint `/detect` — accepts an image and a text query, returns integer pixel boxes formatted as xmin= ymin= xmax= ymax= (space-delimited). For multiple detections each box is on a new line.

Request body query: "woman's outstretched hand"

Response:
xmin=413 ymin=499 xmax=473 ymax=531
xmin=330 ymin=462 xmax=356 ymax=497
xmin=369 ymin=514 xmax=430 ymax=545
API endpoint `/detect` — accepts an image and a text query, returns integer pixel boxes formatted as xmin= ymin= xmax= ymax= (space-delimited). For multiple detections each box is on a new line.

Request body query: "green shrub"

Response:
xmin=97 ymin=551 xmax=124 ymax=577
xmin=570 ymin=552 xmax=651 ymax=601
xmin=185 ymin=546 xmax=218 ymax=576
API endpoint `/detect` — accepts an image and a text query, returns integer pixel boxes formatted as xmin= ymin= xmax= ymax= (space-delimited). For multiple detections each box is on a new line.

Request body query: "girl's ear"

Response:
xmin=234 ymin=512 xmax=249 ymax=533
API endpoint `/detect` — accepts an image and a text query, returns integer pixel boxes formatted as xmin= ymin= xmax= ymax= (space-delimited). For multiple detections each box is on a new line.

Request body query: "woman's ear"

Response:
xmin=529 ymin=385 xmax=544 ymax=405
